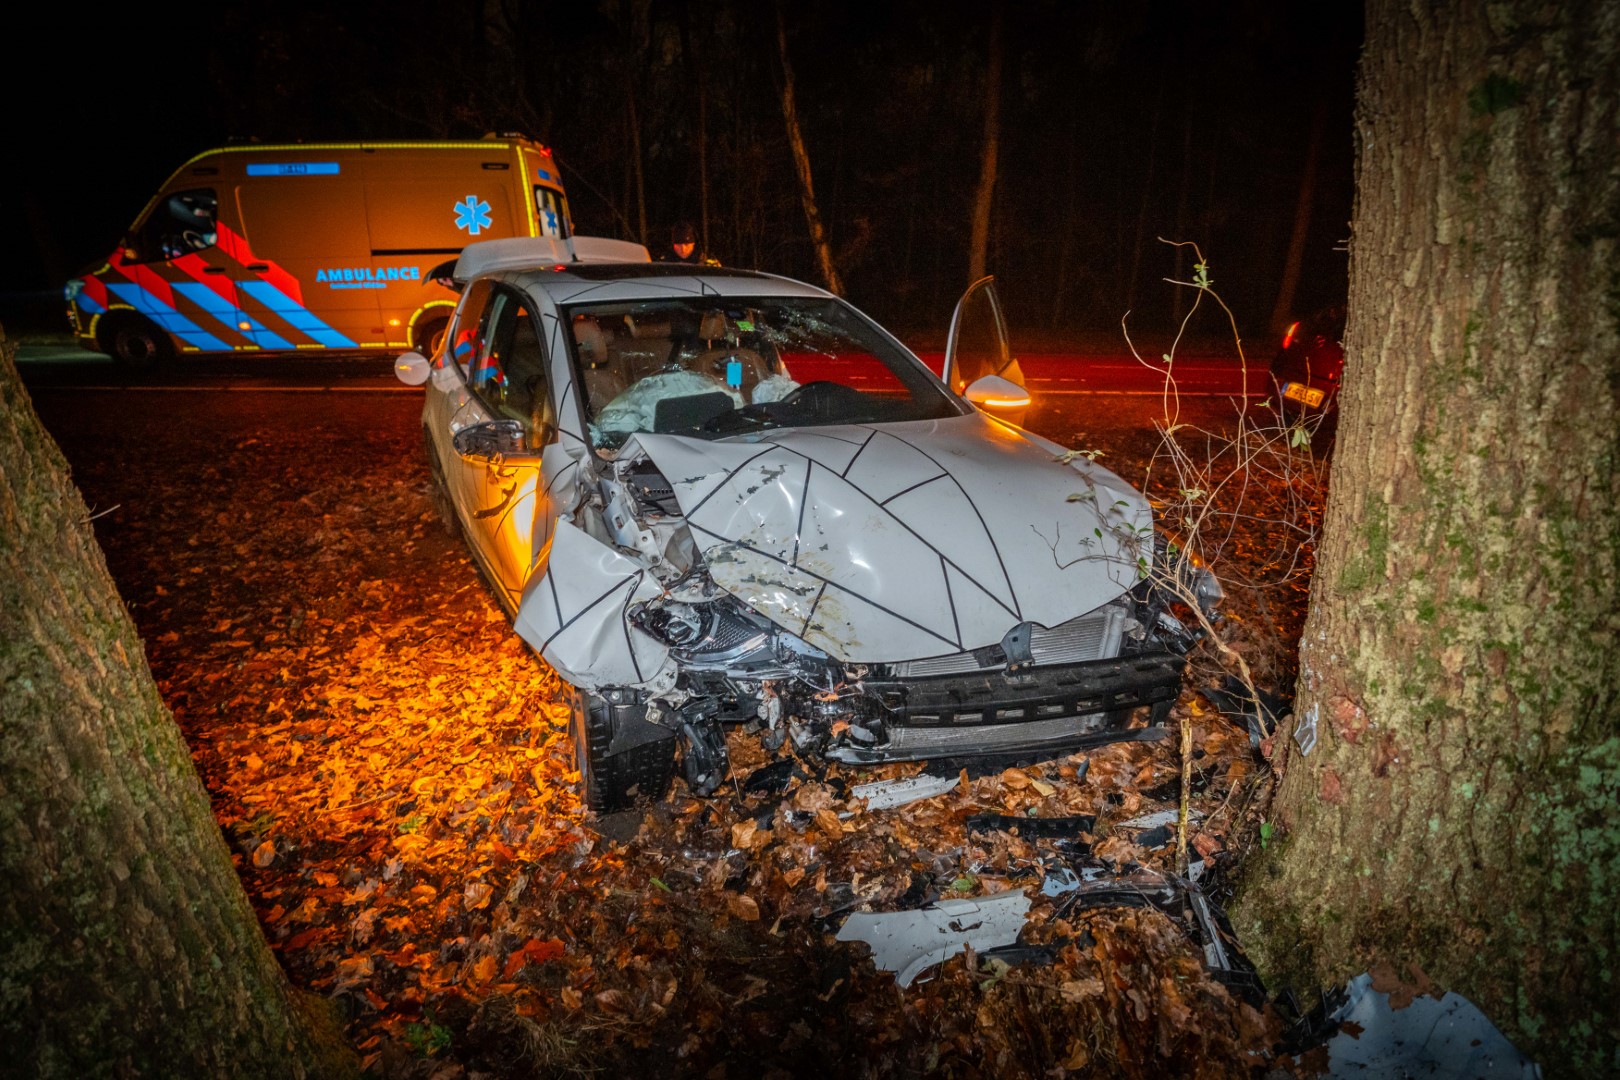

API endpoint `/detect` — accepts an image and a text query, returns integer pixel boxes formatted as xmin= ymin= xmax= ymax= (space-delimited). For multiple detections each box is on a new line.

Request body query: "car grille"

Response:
xmin=890 ymin=604 xmax=1127 ymax=678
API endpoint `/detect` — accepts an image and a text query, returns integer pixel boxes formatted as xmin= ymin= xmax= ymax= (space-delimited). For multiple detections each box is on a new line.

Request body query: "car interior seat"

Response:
xmin=691 ymin=310 xmax=770 ymax=401
xmin=695 ymin=346 xmax=770 ymax=401
xmin=573 ymin=316 xmax=626 ymax=411
xmin=506 ymin=314 xmax=555 ymax=435
xmin=620 ymin=315 xmax=676 ymax=384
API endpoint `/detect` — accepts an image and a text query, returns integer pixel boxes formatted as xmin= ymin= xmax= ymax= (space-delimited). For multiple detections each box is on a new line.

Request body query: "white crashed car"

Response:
xmin=397 ymin=237 xmax=1218 ymax=810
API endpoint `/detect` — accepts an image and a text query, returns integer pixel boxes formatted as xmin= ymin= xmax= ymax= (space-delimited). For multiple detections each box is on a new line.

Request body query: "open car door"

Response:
xmin=943 ymin=276 xmax=1029 ymax=426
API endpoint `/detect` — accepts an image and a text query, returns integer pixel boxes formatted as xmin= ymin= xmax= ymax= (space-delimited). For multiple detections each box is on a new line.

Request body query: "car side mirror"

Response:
xmin=452 ymin=419 xmax=524 ymax=460
xmin=963 ymin=374 xmax=1030 ymax=409
xmin=395 ymin=350 xmax=432 ymax=386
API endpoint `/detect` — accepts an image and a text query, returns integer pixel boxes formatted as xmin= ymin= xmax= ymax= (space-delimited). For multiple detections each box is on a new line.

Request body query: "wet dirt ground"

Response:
xmin=31 ymin=380 xmax=1323 ymax=1078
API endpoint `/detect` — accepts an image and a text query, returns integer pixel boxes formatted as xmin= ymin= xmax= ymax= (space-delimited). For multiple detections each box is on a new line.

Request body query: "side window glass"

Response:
xmin=466 ymin=287 xmax=554 ymax=446
xmin=128 ymin=188 xmax=218 ymax=263
xmin=533 ymin=186 xmax=571 ymax=239
xmin=447 ymin=280 xmax=495 ymax=371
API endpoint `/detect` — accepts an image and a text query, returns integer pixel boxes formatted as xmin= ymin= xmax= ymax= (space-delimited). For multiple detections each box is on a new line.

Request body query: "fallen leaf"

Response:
xmin=815 ymin=808 xmax=845 ymax=837
xmin=1061 ymin=1038 xmax=1091 ymax=1068
xmin=1000 ymin=768 xmax=1031 ymax=790
xmin=727 ymin=894 xmax=761 ymax=921
xmin=252 ymin=840 xmax=275 ymax=867
xmin=1060 ymin=978 xmax=1106 ymax=1001
xmin=464 ymin=882 xmax=494 ymax=910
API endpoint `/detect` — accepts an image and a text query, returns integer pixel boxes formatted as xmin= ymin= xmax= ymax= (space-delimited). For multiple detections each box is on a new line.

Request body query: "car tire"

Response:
xmin=101 ymin=315 xmax=170 ymax=371
xmin=569 ymin=685 xmax=676 ymax=813
xmin=421 ymin=427 xmax=459 ymax=536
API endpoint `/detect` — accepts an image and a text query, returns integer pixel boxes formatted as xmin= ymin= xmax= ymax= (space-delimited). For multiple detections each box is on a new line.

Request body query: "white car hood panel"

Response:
xmin=513 ymin=516 xmax=672 ymax=690
xmin=630 ymin=413 xmax=1150 ymax=663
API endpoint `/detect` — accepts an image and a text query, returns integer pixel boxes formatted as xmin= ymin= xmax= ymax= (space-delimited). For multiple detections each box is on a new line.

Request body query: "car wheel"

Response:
xmin=569 ymin=685 xmax=676 ymax=813
xmin=102 ymin=316 xmax=170 ymax=371
xmin=413 ymin=315 xmax=449 ymax=357
xmin=421 ymin=426 xmax=459 ymax=536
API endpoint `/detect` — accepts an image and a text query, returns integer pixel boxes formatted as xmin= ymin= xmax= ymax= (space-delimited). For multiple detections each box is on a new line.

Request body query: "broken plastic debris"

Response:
xmin=1116 ymin=809 xmax=1203 ymax=829
xmin=966 ymin=813 xmax=1097 ymax=838
xmin=835 ymin=889 xmax=1031 ymax=987
xmin=1325 ymin=972 xmax=1541 ymax=1078
xmin=1200 ymin=675 xmax=1287 ymax=752
xmin=1295 ymin=701 xmax=1319 ymax=756
xmin=1041 ymin=867 xmax=1083 ymax=896
xmin=850 ymin=774 xmax=960 ymax=810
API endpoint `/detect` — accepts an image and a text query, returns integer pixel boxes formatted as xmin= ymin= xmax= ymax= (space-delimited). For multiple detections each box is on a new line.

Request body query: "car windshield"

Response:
xmin=565 ymin=297 xmax=962 ymax=450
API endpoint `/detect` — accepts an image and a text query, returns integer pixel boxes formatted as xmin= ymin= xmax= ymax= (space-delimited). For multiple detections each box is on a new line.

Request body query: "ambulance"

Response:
xmin=65 ymin=137 xmax=573 ymax=366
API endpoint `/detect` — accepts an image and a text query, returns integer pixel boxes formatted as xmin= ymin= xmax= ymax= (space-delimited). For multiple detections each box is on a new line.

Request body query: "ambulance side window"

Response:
xmin=128 ymin=188 xmax=218 ymax=263
xmin=533 ymin=186 xmax=571 ymax=239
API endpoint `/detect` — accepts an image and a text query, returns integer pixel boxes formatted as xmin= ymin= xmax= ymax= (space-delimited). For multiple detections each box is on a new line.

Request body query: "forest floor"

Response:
xmin=35 ymin=384 xmax=1329 ymax=1078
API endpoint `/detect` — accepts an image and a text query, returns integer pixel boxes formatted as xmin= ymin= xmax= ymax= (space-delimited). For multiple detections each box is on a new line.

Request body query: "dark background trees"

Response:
xmin=1236 ymin=1 xmax=1620 ymax=1074
xmin=1 ymin=0 xmax=1357 ymax=336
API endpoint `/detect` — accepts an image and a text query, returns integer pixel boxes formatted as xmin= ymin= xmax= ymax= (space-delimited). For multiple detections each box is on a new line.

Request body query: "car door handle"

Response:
xmin=246 ymin=263 xmax=269 ymax=271
xmin=202 ymin=266 xmax=228 ymax=275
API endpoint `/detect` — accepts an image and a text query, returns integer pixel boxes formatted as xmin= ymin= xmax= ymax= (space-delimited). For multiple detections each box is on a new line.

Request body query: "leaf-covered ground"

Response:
xmin=36 ymin=386 xmax=1319 ymax=1078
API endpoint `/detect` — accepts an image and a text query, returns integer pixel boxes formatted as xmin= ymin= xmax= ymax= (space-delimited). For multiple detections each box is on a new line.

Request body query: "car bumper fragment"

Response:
xmin=827 ymin=652 xmax=1185 ymax=763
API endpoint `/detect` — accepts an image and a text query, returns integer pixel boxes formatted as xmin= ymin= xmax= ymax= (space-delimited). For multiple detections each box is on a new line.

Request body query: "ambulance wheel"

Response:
xmin=102 ymin=316 xmax=170 ymax=371
xmin=413 ymin=316 xmax=449 ymax=357
xmin=569 ymin=686 xmax=676 ymax=813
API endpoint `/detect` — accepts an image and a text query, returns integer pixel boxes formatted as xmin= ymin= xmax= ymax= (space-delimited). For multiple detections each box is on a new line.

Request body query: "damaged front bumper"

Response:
xmin=826 ymin=652 xmax=1186 ymax=764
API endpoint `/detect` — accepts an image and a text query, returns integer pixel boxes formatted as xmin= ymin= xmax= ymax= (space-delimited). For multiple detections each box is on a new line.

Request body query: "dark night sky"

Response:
xmin=3 ymin=1 xmax=1363 ymax=336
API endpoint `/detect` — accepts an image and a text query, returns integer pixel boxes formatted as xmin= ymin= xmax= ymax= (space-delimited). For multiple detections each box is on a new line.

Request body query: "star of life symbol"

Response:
xmin=455 ymin=195 xmax=493 ymax=235
xmin=542 ymin=207 xmax=559 ymax=234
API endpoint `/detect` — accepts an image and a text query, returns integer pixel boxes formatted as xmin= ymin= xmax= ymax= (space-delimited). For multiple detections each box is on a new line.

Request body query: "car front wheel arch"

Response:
xmin=568 ymin=685 xmax=677 ymax=812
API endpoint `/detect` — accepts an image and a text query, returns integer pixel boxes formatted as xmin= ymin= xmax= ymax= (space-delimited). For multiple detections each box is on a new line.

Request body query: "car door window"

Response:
xmin=463 ymin=285 xmax=555 ymax=447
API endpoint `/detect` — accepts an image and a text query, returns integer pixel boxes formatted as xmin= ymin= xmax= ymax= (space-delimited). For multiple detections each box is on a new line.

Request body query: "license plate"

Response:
xmin=1282 ymin=382 xmax=1325 ymax=408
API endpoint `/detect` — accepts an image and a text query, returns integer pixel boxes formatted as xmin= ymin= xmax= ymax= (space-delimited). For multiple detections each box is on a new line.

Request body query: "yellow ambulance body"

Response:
xmin=66 ymin=137 xmax=572 ymax=365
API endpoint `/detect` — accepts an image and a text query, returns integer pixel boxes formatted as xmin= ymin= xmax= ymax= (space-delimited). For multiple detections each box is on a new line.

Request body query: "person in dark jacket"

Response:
xmin=660 ymin=221 xmax=718 ymax=266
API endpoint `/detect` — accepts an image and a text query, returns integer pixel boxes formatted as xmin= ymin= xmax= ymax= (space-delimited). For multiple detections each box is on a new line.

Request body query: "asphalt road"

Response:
xmin=16 ymin=341 xmax=1269 ymax=398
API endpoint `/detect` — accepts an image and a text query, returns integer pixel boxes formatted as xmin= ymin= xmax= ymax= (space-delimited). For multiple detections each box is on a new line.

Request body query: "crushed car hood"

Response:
xmin=628 ymin=413 xmax=1151 ymax=663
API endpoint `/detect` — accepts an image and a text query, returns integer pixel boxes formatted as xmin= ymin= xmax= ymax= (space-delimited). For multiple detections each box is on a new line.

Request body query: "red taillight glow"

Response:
xmin=1282 ymin=321 xmax=1300 ymax=349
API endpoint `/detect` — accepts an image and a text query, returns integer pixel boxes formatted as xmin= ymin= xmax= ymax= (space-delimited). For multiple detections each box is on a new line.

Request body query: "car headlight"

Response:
xmin=631 ymin=598 xmax=769 ymax=659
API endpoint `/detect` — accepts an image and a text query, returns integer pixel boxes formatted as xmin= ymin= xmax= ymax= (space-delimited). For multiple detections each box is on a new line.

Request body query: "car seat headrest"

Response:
xmin=573 ymin=317 xmax=607 ymax=365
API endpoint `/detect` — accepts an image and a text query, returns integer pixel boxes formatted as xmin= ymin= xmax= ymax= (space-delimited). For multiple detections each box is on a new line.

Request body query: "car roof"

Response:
xmin=455 ymin=236 xmax=834 ymax=303
xmin=507 ymin=262 xmax=834 ymax=304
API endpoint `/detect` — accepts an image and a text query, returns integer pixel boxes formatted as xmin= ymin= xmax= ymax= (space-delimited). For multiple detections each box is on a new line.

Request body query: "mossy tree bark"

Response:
xmin=0 ymin=334 xmax=355 ymax=1078
xmin=1235 ymin=2 xmax=1620 ymax=1073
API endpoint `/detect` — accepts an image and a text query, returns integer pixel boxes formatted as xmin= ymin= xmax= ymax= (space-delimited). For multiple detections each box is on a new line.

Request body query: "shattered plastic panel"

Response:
xmin=836 ymin=890 xmax=1031 ymax=986
xmin=630 ymin=412 xmax=1150 ymax=662
xmin=512 ymin=516 xmax=672 ymax=689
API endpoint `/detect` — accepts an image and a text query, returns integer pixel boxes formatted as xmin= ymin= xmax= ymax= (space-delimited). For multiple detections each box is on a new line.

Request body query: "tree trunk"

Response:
xmin=0 ymin=332 xmax=355 ymax=1078
xmin=967 ymin=1 xmax=1003 ymax=284
xmin=1235 ymin=3 xmax=1620 ymax=1074
xmin=774 ymin=2 xmax=843 ymax=295
xmin=1268 ymin=97 xmax=1328 ymax=335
